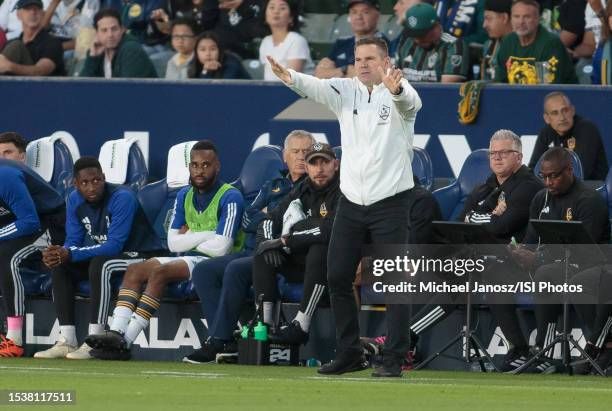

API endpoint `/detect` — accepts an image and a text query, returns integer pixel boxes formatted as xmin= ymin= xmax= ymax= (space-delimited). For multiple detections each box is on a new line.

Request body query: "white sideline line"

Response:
xmin=0 ymin=366 xmax=71 ymax=371
xmin=141 ymin=371 xmax=226 ymax=377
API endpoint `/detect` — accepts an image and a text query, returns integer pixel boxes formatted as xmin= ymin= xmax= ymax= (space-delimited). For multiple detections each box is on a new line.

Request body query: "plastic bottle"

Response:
xmin=253 ymin=321 xmax=268 ymax=341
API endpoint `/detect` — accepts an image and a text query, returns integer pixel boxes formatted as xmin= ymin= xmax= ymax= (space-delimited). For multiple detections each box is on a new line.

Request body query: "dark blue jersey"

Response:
xmin=64 ymin=183 xmax=162 ymax=261
xmin=0 ymin=159 xmax=64 ymax=241
xmin=328 ymin=32 xmax=390 ymax=69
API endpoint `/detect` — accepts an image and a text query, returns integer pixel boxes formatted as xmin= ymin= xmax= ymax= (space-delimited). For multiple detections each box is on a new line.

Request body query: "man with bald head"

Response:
xmin=529 ymin=92 xmax=608 ymax=180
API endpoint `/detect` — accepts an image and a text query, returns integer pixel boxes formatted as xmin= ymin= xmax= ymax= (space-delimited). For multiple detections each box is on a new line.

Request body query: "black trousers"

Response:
xmin=52 ymin=253 xmax=146 ymax=326
xmin=570 ymin=264 xmax=612 ymax=346
xmin=0 ymin=233 xmax=41 ymax=317
xmin=252 ymin=243 xmax=327 ymax=314
xmin=327 ymin=190 xmax=413 ymax=358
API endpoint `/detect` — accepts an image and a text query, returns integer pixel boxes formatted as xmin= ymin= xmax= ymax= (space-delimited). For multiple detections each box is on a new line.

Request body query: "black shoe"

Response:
xmin=90 ymin=346 xmax=131 ymax=361
xmin=182 ymin=338 xmax=230 ymax=364
xmin=591 ymin=345 xmax=612 ymax=375
xmin=500 ymin=346 xmax=529 ymax=373
xmin=573 ymin=343 xmax=600 ymax=375
xmin=524 ymin=349 xmax=557 ymax=374
xmin=318 ymin=350 xmax=369 ymax=375
xmin=269 ymin=321 xmax=309 ymax=345
xmin=371 ymin=355 xmax=402 ymax=378
xmin=85 ymin=330 xmax=126 ymax=350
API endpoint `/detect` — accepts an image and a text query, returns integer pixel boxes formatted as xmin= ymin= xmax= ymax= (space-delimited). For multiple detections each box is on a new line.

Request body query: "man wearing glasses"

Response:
xmin=528 ymin=92 xmax=608 ymax=180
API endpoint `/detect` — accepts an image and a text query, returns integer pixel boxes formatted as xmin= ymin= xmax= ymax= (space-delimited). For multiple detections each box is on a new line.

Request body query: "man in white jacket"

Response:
xmin=267 ymin=36 xmax=422 ymax=377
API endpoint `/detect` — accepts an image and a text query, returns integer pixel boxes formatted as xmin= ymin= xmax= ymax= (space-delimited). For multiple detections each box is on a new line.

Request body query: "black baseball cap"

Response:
xmin=305 ymin=143 xmax=336 ymax=164
xmin=14 ymin=0 xmax=43 ymax=9
xmin=484 ymin=0 xmax=512 ymax=14
xmin=347 ymin=0 xmax=380 ymax=11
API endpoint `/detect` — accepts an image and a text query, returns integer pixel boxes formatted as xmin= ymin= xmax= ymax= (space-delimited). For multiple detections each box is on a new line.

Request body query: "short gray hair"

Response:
xmin=490 ymin=129 xmax=522 ymax=152
xmin=284 ymin=130 xmax=315 ymax=149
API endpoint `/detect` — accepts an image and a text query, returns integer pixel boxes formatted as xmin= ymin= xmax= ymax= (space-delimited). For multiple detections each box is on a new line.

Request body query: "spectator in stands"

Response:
xmin=33 ymin=157 xmax=163 ymax=360
xmin=188 ymin=31 xmax=250 ymax=79
xmin=41 ymin=0 xmax=99 ymax=52
xmin=512 ymin=147 xmax=610 ymax=373
xmin=395 ymin=2 xmax=469 ymax=82
xmin=0 ymin=133 xmax=66 ymax=358
xmin=259 ymin=0 xmax=312 ymax=81
xmin=85 ymin=141 xmax=245 ymax=361
xmin=573 ymin=0 xmax=606 ymax=60
xmin=481 ymin=0 xmax=512 ymax=80
xmin=389 ymin=0 xmax=421 ymax=54
xmin=556 ymin=0 xmax=587 ymax=51
xmin=314 ymin=0 xmax=388 ymax=79
xmin=182 ymin=129 xmax=313 ymax=364
xmin=493 ymin=0 xmax=577 ymax=84
xmin=0 ymin=0 xmax=51 ymax=42
xmin=528 ymin=91 xmax=609 ymax=180
xmin=252 ymin=143 xmax=339 ymax=345
xmin=0 ymin=28 xmax=6 ymax=51
xmin=150 ymin=0 xmax=219 ymax=36
xmin=79 ymin=8 xmax=158 ymax=78
xmin=434 ymin=0 xmax=488 ymax=47
xmin=0 ymin=0 xmax=65 ymax=76
xmin=592 ymin=0 xmax=612 ymax=84
xmin=210 ymin=0 xmax=267 ymax=59
xmin=165 ymin=17 xmax=196 ymax=79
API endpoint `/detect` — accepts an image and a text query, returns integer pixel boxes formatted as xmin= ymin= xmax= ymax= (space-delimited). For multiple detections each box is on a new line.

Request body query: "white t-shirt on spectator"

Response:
xmin=585 ymin=0 xmax=606 ymax=48
xmin=259 ymin=31 xmax=312 ymax=81
xmin=0 ymin=0 xmax=52 ymax=41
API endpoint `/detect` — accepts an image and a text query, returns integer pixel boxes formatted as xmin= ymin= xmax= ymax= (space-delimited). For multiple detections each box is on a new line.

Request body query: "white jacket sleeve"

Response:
xmin=167 ymin=229 xmax=216 ymax=253
xmin=195 ymin=234 xmax=234 ymax=257
xmin=287 ymin=70 xmax=344 ymax=115
xmin=390 ymin=78 xmax=422 ymax=120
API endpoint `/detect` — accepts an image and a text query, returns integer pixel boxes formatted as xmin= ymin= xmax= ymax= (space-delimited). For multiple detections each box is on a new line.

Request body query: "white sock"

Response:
xmin=294 ymin=311 xmax=311 ymax=332
xmin=6 ymin=329 xmax=22 ymax=346
xmin=59 ymin=326 xmax=77 ymax=346
xmin=88 ymin=323 xmax=104 ymax=336
xmin=123 ymin=313 xmax=149 ymax=348
xmin=263 ymin=302 xmax=274 ymax=324
xmin=110 ymin=306 xmax=134 ymax=335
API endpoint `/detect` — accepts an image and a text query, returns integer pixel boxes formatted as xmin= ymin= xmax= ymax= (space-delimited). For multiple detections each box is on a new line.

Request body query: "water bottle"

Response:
xmin=253 ymin=321 xmax=268 ymax=341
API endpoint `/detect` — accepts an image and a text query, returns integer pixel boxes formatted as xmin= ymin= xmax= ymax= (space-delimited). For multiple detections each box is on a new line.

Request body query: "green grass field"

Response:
xmin=1 ymin=359 xmax=611 ymax=411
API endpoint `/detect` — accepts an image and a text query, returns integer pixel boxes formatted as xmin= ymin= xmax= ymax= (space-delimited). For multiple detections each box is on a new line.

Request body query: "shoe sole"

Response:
xmin=85 ymin=334 xmax=123 ymax=350
xmin=182 ymin=357 xmax=216 ymax=364
xmin=318 ymin=360 xmax=369 ymax=375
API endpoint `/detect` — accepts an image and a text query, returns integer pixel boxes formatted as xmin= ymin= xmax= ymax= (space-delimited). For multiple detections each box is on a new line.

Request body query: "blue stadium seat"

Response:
xmin=433 ymin=149 xmax=490 ymax=220
xmin=412 ymin=147 xmax=434 ymax=191
xmin=20 ymin=268 xmax=50 ymax=296
xmin=333 ymin=146 xmax=342 ymax=160
xmin=533 ymin=149 xmax=584 ymax=180
xmin=26 ymin=132 xmax=80 ymax=197
xmin=596 ymin=166 xmax=612 ymax=216
xmin=232 ymin=145 xmax=284 ymax=203
xmin=278 ymin=276 xmax=304 ymax=303
xmin=99 ymin=138 xmax=149 ymax=191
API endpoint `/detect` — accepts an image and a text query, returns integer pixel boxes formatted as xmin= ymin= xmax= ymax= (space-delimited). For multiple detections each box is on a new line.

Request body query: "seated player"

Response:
xmin=34 ymin=157 xmax=163 ymax=360
xmin=85 ymin=140 xmax=245 ymax=360
xmin=0 ymin=132 xmax=66 ymax=357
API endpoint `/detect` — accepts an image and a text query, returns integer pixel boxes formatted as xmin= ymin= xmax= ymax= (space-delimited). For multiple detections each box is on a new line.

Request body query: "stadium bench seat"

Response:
xmin=413 ymin=146 xmax=434 ymax=191
xmin=432 ymin=149 xmax=490 ymax=220
xmin=26 ymin=131 xmax=81 ymax=198
xmin=99 ymin=137 xmax=149 ymax=191
xmin=20 ymin=267 xmax=51 ymax=296
xmin=596 ymin=166 xmax=612 ymax=216
xmin=242 ymin=59 xmax=264 ymax=80
xmin=231 ymin=145 xmax=284 ymax=204
xmin=301 ymin=14 xmax=336 ymax=44
xmin=533 ymin=149 xmax=584 ymax=181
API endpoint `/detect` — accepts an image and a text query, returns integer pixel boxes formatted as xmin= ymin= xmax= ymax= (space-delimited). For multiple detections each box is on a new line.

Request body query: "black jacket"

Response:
xmin=528 ymin=115 xmax=609 ymax=180
xmin=459 ymin=165 xmax=544 ymax=242
xmin=256 ymin=173 xmax=340 ymax=251
xmin=524 ymin=179 xmax=610 ymax=246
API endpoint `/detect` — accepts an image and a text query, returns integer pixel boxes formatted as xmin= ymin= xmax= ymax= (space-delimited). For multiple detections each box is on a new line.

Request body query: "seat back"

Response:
xmin=533 ymin=150 xmax=584 ymax=181
xmin=597 ymin=166 xmax=612 ymax=216
xmin=233 ymin=145 xmax=284 ymax=203
xmin=412 ymin=147 xmax=434 ymax=191
xmin=99 ymin=138 xmax=149 ymax=191
xmin=433 ymin=149 xmax=490 ymax=220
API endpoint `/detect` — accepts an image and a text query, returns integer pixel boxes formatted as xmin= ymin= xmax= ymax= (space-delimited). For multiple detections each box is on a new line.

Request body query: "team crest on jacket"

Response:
xmin=379 ymin=105 xmax=390 ymax=121
xmin=320 ymin=202 xmax=328 ymax=217
xmin=565 ymin=208 xmax=573 ymax=221
xmin=272 ymin=187 xmax=281 ymax=193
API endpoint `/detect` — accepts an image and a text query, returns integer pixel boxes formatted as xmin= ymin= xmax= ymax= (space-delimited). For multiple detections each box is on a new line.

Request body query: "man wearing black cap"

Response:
xmin=252 ymin=143 xmax=340 ymax=345
xmin=395 ymin=2 xmax=468 ymax=82
xmin=481 ymin=0 xmax=512 ymax=80
xmin=315 ymin=0 xmax=389 ymax=79
xmin=0 ymin=0 xmax=64 ymax=76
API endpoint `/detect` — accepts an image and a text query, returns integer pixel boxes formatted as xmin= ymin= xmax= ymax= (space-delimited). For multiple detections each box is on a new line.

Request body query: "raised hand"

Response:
xmin=378 ymin=65 xmax=404 ymax=95
xmin=266 ymin=55 xmax=293 ymax=84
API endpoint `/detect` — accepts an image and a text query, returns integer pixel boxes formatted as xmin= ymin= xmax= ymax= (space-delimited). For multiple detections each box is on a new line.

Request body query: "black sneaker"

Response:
xmin=182 ymin=338 xmax=226 ymax=364
xmin=524 ymin=353 xmax=557 ymax=374
xmin=318 ymin=350 xmax=369 ymax=375
xmin=501 ymin=346 xmax=529 ymax=373
xmin=269 ymin=321 xmax=309 ymax=345
xmin=85 ymin=330 xmax=126 ymax=350
xmin=90 ymin=346 xmax=131 ymax=361
xmin=371 ymin=354 xmax=402 ymax=378
xmin=573 ymin=343 xmax=600 ymax=375
xmin=591 ymin=345 xmax=612 ymax=375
